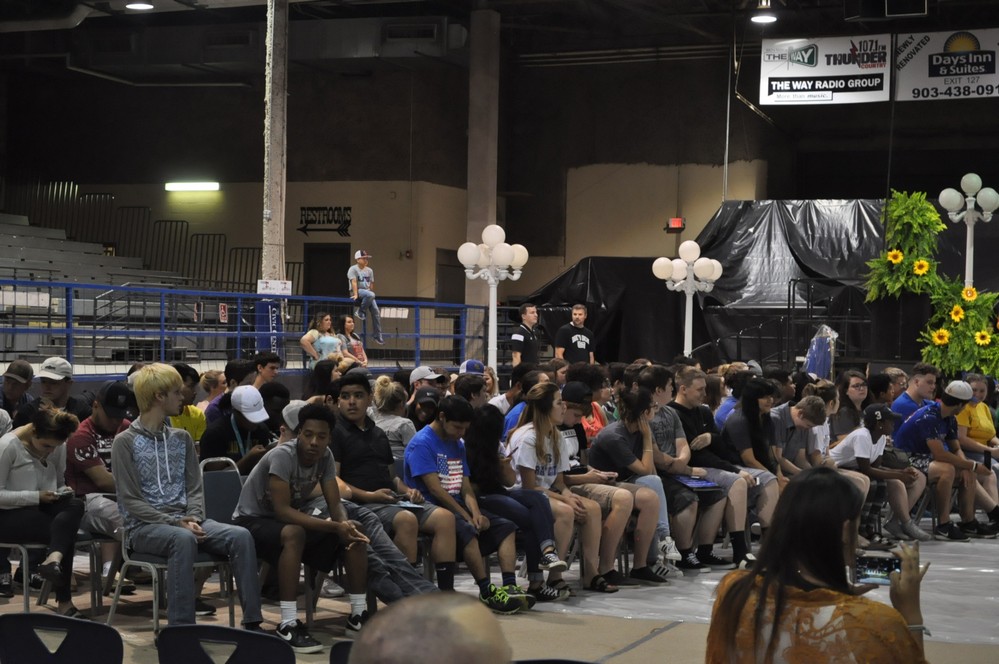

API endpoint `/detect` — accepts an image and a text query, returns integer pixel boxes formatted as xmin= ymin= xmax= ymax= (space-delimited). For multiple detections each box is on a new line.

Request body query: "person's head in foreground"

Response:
xmin=348 ymin=593 xmax=512 ymax=664
xmin=708 ymin=465 xmax=929 ymax=663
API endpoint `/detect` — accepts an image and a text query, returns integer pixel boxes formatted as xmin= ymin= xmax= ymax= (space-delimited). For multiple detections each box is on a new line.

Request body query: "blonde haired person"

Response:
xmin=197 ymin=370 xmax=225 ymax=412
xmin=510 ymin=382 xmax=605 ymax=594
xmin=372 ymin=376 xmax=418 ymax=457
xmin=483 ymin=366 xmax=500 ymax=398
xmin=0 ymin=407 xmax=85 ymax=617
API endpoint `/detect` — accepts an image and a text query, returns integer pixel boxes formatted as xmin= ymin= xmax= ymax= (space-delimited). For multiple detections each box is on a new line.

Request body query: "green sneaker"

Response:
xmin=479 ymin=583 xmax=521 ymax=615
xmin=503 ymin=583 xmax=537 ymax=610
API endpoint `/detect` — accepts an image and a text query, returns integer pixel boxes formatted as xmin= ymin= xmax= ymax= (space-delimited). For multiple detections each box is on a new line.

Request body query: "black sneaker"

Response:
xmin=960 ymin=520 xmax=999 ymax=539
xmin=346 ymin=610 xmax=370 ymax=633
xmin=528 ymin=583 xmax=568 ymax=602
xmin=601 ymin=569 xmax=641 ymax=587
xmin=0 ymin=573 xmax=13 ymax=598
xmin=29 ymin=572 xmax=46 ymax=590
xmin=628 ymin=566 xmax=670 ymax=586
xmin=698 ymin=553 xmax=737 ymax=571
xmin=478 ymin=583 xmax=522 ymax=615
xmin=934 ymin=522 xmax=971 ymax=542
xmin=676 ymin=552 xmax=708 ymax=572
xmin=276 ymin=620 xmax=324 ymax=654
xmin=539 ymin=551 xmax=568 ymax=572
xmin=503 ymin=584 xmax=537 ymax=610
xmin=194 ymin=598 xmax=217 ymax=616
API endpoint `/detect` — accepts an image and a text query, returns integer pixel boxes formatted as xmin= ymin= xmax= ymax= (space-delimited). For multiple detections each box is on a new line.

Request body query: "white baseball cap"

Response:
xmin=231 ymin=385 xmax=269 ymax=423
xmin=37 ymin=357 xmax=73 ymax=381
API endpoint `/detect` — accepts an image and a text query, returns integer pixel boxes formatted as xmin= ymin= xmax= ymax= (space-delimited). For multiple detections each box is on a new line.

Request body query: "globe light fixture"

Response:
xmin=939 ymin=172 xmax=999 ymax=287
xmin=653 ymin=240 xmax=723 ymax=357
xmin=458 ymin=224 xmax=530 ymax=369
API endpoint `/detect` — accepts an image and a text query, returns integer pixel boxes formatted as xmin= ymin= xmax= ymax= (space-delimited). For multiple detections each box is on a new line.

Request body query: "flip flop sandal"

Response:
xmin=586 ymin=574 xmax=619 ymax=594
xmin=60 ymin=607 xmax=91 ymax=621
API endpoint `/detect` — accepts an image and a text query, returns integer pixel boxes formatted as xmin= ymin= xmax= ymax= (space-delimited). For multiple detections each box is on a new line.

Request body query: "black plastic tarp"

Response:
xmin=525 ymin=198 xmax=999 ymax=364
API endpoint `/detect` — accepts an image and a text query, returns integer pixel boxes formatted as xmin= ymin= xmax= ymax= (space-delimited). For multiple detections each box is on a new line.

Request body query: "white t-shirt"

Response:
xmin=829 ymin=427 xmax=887 ymax=469
xmin=488 ymin=394 xmax=512 ymax=415
xmin=810 ymin=421 xmax=831 ymax=457
xmin=509 ymin=424 xmax=570 ymax=490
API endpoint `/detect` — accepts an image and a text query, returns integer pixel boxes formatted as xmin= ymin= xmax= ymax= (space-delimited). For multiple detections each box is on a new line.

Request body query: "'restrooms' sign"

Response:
xmin=760 ymin=35 xmax=891 ymax=105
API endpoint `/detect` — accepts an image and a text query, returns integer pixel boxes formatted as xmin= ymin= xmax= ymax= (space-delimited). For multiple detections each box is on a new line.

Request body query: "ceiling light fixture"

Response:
xmin=751 ymin=0 xmax=778 ymax=24
xmin=165 ymin=182 xmax=220 ymax=192
xmin=125 ymin=2 xmax=155 ymax=10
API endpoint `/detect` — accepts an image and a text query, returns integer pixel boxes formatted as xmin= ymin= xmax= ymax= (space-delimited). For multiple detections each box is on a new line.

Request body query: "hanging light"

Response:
xmin=751 ymin=0 xmax=778 ymax=24
xmin=125 ymin=2 xmax=155 ymax=10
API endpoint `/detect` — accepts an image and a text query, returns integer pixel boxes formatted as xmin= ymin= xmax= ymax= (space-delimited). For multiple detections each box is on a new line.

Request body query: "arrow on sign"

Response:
xmin=297 ymin=220 xmax=351 ymax=236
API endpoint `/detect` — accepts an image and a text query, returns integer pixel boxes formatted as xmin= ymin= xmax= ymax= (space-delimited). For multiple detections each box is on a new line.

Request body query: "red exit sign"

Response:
xmin=665 ymin=217 xmax=685 ymax=233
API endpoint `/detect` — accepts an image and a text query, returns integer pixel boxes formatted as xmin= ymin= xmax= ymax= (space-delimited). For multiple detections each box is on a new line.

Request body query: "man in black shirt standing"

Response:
xmin=554 ymin=304 xmax=595 ymax=364
xmin=510 ymin=303 xmax=539 ymax=367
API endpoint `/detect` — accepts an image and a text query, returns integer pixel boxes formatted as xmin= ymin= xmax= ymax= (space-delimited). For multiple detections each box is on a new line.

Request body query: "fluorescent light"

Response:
xmin=165 ymin=182 xmax=220 ymax=192
xmin=125 ymin=2 xmax=155 ymax=9
xmin=751 ymin=0 xmax=778 ymax=24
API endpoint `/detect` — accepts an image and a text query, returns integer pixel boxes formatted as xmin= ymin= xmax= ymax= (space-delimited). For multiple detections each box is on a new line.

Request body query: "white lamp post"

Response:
xmin=458 ymin=224 xmax=529 ymax=369
xmin=652 ymin=240 xmax=723 ymax=357
xmin=939 ymin=173 xmax=999 ymax=288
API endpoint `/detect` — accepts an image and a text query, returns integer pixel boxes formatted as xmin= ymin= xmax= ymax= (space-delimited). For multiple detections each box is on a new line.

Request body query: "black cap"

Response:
xmin=414 ymin=386 xmax=441 ymax=406
xmin=863 ymin=403 xmax=900 ymax=429
xmin=98 ymin=381 xmax=138 ymax=420
xmin=561 ymin=381 xmax=593 ymax=405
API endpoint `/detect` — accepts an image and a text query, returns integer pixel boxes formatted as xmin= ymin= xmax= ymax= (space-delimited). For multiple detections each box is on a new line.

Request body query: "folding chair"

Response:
xmin=156 ymin=624 xmax=294 ymax=664
xmin=0 ymin=542 xmax=47 ymax=613
xmin=0 ymin=612 xmax=123 ymax=664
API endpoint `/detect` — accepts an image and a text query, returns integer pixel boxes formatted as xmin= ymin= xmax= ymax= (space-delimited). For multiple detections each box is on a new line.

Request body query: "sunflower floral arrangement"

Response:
xmin=864 ymin=190 xmax=945 ymax=300
xmin=866 ymin=190 xmax=999 ymax=375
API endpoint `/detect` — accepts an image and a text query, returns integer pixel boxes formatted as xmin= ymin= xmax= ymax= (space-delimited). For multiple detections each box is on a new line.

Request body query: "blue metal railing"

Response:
xmin=0 ymin=278 xmax=488 ymax=377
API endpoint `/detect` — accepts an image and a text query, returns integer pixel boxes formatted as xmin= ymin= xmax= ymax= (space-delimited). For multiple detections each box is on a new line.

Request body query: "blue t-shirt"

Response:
xmin=890 ymin=392 xmax=925 ymax=432
xmin=502 ymin=402 xmax=526 ymax=443
xmin=715 ymin=395 xmax=738 ymax=429
xmin=894 ymin=402 xmax=957 ymax=456
xmin=403 ymin=424 xmax=469 ymax=504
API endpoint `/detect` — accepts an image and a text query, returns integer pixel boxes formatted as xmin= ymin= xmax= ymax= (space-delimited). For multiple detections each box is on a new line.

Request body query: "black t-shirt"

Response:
xmin=667 ymin=401 xmax=741 ymax=471
xmin=554 ymin=323 xmax=594 ymax=364
xmin=558 ymin=422 xmax=588 ymax=462
xmin=510 ymin=323 xmax=539 ymax=364
xmin=13 ymin=395 xmax=92 ymax=428
xmin=199 ymin=414 xmax=273 ymax=471
xmin=721 ymin=409 xmax=778 ymax=473
xmin=331 ymin=415 xmax=395 ymax=493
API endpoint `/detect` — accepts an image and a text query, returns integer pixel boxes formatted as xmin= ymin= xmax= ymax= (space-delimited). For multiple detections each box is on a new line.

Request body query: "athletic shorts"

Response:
xmin=365 ymin=502 xmax=439 ymax=535
xmin=235 ymin=515 xmax=345 ymax=571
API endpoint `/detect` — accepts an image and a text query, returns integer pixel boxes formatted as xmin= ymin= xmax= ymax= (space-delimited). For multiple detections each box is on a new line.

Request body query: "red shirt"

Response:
xmin=64 ymin=416 xmax=129 ymax=496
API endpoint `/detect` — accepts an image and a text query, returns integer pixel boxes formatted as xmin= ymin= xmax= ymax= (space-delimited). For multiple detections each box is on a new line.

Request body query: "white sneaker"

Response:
xmin=658 ymin=536 xmax=681 ymax=561
xmin=883 ymin=518 xmax=911 ymax=542
xmin=901 ymin=519 xmax=932 ymax=542
xmin=320 ymin=578 xmax=345 ymax=598
xmin=649 ymin=560 xmax=673 ymax=579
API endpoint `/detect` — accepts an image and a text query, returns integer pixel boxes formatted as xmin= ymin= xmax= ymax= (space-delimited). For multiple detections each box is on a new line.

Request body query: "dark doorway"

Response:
xmin=303 ymin=243 xmax=351 ymax=297
xmin=436 ymin=248 xmax=464 ymax=304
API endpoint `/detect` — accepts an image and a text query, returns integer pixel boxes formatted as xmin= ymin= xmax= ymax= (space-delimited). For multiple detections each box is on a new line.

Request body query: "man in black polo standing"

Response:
xmin=554 ymin=304 xmax=595 ymax=365
xmin=511 ymin=303 xmax=539 ymax=367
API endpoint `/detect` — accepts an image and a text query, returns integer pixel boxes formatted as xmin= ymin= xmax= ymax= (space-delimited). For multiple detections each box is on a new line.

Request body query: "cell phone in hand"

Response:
xmin=854 ymin=554 xmax=901 ymax=585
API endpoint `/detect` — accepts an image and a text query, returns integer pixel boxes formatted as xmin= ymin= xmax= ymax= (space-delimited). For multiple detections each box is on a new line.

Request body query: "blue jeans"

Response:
xmin=633 ymin=475 xmax=670 ymax=566
xmin=128 ymin=519 xmax=263 ymax=626
xmin=343 ymin=501 xmax=438 ymax=603
xmin=477 ymin=490 xmax=556 ymax=575
xmin=356 ymin=289 xmax=383 ymax=340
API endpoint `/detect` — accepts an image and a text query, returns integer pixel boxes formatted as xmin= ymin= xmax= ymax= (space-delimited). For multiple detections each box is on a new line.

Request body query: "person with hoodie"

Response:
xmin=111 ymin=363 xmax=265 ymax=629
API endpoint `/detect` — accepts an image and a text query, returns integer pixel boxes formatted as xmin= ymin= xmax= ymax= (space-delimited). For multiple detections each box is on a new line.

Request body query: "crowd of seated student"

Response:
xmin=8 ymin=343 xmax=999 ymax=657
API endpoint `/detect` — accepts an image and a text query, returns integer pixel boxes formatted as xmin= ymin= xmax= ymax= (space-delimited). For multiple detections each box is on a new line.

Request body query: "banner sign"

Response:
xmin=254 ymin=300 xmax=282 ymax=355
xmin=760 ymin=34 xmax=891 ymax=105
xmin=896 ymin=29 xmax=999 ymax=102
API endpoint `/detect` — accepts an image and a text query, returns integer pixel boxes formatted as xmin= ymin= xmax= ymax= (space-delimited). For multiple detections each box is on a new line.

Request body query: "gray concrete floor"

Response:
xmin=3 ymin=518 xmax=998 ymax=662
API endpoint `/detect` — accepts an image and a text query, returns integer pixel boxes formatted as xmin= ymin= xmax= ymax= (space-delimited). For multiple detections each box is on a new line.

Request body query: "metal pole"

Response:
xmin=262 ymin=0 xmax=288 ymax=283
xmin=684 ymin=288 xmax=694 ymax=357
xmin=965 ymin=216 xmax=976 ymax=288
xmin=487 ymin=276 xmax=499 ymax=370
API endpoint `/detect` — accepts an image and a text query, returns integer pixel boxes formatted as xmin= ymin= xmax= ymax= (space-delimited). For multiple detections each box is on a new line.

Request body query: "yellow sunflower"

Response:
xmin=913 ymin=260 xmax=930 ymax=276
xmin=931 ymin=328 xmax=950 ymax=345
xmin=886 ymin=249 xmax=903 ymax=265
xmin=951 ymin=305 xmax=965 ymax=322
xmin=975 ymin=330 xmax=991 ymax=346
xmin=962 ymin=286 xmax=978 ymax=302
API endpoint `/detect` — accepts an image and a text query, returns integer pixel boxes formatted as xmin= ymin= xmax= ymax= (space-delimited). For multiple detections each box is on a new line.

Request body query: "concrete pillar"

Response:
xmin=261 ymin=0 xmax=288 ymax=282
xmin=464 ymin=9 xmax=501 ymax=309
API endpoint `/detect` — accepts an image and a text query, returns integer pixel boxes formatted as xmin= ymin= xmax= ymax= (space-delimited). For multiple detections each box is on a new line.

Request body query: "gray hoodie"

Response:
xmin=111 ymin=420 xmax=204 ymax=541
